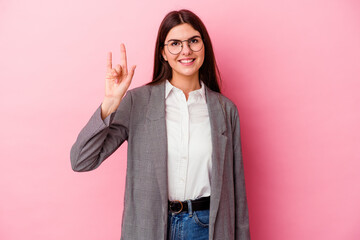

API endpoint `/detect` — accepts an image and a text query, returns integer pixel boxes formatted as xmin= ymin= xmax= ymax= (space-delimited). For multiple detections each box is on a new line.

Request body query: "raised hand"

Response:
xmin=105 ymin=43 xmax=136 ymax=100
xmin=101 ymin=44 xmax=136 ymax=120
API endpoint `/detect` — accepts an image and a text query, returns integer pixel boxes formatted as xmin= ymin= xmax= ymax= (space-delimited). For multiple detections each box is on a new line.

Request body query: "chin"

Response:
xmin=176 ymin=70 xmax=199 ymax=78
xmin=176 ymin=67 xmax=201 ymax=77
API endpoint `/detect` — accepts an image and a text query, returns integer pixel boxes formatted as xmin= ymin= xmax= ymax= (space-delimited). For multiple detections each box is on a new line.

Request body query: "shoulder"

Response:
xmin=126 ymin=84 xmax=152 ymax=99
xmin=206 ymin=88 xmax=239 ymax=117
xmin=127 ymin=82 xmax=165 ymax=99
xmin=122 ymin=82 xmax=164 ymax=113
xmin=219 ymin=94 xmax=238 ymax=111
xmin=122 ymin=84 xmax=158 ymax=107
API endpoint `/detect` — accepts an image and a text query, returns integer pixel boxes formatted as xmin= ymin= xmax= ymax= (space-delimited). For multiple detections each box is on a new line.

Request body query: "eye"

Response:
xmin=170 ymin=41 xmax=181 ymax=46
xmin=189 ymin=38 xmax=200 ymax=44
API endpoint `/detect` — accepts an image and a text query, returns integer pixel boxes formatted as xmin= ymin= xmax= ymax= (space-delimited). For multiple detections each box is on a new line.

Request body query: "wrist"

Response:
xmin=103 ymin=96 xmax=121 ymax=106
xmin=101 ymin=97 xmax=121 ymax=120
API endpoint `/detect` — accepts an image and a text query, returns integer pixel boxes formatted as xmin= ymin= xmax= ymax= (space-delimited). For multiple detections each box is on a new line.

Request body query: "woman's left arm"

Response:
xmin=232 ymin=107 xmax=251 ymax=240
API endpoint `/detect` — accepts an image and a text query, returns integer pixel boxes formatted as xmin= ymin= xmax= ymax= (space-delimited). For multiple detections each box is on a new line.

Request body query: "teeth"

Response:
xmin=180 ymin=59 xmax=194 ymax=63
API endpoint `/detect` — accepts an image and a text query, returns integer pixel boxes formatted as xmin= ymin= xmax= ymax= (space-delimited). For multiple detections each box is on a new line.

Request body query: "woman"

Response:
xmin=70 ymin=9 xmax=250 ymax=240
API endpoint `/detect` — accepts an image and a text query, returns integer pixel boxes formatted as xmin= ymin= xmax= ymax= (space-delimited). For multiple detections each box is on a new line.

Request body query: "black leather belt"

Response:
xmin=168 ymin=196 xmax=210 ymax=214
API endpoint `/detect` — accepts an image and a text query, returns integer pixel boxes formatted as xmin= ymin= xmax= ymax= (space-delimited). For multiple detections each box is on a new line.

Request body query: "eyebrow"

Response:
xmin=166 ymin=35 xmax=201 ymax=42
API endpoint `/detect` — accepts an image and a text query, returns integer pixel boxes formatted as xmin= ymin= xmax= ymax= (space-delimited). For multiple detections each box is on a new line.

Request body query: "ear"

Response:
xmin=162 ymin=48 xmax=168 ymax=61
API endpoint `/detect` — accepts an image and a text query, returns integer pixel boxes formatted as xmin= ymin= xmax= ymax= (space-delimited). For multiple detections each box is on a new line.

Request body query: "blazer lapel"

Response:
xmin=205 ymin=86 xmax=228 ymax=229
xmin=145 ymin=82 xmax=169 ymax=209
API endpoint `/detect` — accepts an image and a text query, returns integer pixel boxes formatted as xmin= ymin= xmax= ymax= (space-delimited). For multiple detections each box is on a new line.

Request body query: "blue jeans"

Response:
xmin=167 ymin=199 xmax=210 ymax=240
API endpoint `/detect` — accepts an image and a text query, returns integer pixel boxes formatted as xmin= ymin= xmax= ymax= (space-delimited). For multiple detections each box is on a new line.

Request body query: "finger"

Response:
xmin=116 ymin=64 xmax=122 ymax=76
xmin=107 ymin=52 xmax=112 ymax=70
xmin=126 ymin=65 xmax=136 ymax=83
xmin=112 ymin=68 xmax=118 ymax=77
xmin=111 ymin=69 xmax=119 ymax=84
xmin=120 ymin=43 xmax=128 ymax=74
xmin=105 ymin=69 xmax=115 ymax=78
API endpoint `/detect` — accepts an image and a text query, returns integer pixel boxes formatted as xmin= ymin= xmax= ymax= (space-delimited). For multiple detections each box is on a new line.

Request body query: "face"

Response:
xmin=162 ymin=23 xmax=205 ymax=80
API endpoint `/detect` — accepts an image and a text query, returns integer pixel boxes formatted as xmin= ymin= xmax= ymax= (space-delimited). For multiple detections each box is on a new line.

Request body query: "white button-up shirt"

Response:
xmin=165 ymin=80 xmax=213 ymax=201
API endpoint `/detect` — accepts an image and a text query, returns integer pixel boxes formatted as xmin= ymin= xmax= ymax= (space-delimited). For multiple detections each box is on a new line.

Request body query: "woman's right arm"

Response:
xmin=70 ymin=44 xmax=136 ymax=172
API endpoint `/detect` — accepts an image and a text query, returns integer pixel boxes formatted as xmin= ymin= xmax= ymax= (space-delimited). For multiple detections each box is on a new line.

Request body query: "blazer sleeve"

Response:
xmin=232 ymin=107 xmax=251 ymax=239
xmin=70 ymin=91 xmax=132 ymax=172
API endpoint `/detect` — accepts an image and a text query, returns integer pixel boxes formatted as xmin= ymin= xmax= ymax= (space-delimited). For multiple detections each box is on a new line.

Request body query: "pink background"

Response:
xmin=1 ymin=0 xmax=360 ymax=239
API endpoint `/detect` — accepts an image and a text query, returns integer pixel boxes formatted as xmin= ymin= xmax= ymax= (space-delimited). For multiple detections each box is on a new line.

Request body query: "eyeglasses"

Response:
xmin=164 ymin=36 xmax=204 ymax=55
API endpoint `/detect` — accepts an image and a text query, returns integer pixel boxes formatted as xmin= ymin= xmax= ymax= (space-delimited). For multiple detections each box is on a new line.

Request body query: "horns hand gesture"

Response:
xmin=101 ymin=43 xmax=136 ymax=120
xmin=105 ymin=43 xmax=136 ymax=101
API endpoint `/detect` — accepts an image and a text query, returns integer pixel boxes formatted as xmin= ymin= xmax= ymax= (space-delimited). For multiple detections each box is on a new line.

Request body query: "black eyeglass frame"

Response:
xmin=163 ymin=37 xmax=204 ymax=55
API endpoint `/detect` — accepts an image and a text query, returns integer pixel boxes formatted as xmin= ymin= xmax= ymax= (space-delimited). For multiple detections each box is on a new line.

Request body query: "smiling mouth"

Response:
xmin=179 ymin=58 xmax=195 ymax=63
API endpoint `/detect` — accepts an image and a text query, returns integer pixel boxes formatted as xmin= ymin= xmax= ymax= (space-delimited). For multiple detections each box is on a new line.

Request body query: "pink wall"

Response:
xmin=1 ymin=0 xmax=359 ymax=239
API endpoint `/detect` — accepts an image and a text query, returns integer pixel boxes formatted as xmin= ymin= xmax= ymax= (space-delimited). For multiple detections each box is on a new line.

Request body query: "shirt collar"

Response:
xmin=165 ymin=79 xmax=206 ymax=101
xmin=165 ymin=80 xmax=174 ymax=99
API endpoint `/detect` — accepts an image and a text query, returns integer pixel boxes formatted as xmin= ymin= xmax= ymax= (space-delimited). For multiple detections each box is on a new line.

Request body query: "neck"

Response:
xmin=170 ymin=72 xmax=201 ymax=99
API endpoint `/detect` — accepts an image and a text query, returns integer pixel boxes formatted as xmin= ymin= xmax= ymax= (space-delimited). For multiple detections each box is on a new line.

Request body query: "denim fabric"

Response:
xmin=167 ymin=199 xmax=209 ymax=240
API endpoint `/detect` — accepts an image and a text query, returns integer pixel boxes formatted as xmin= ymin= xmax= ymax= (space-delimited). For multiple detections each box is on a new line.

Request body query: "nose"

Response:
xmin=181 ymin=41 xmax=192 ymax=55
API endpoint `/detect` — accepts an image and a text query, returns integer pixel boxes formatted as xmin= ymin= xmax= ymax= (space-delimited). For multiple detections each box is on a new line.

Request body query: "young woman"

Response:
xmin=71 ymin=9 xmax=250 ymax=240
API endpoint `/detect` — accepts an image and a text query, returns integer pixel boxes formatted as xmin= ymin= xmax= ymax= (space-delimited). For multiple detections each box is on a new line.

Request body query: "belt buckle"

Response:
xmin=169 ymin=200 xmax=183 ymax=214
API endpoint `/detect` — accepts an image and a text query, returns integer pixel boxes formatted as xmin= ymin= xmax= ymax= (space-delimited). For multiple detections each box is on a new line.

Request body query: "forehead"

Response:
xmin=165 ymin=23 xmax=201 ymax=41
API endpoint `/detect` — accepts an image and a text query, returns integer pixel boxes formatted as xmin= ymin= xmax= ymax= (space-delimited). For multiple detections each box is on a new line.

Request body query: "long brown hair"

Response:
xmin=148 ymin=9 xmax=221 ymax=93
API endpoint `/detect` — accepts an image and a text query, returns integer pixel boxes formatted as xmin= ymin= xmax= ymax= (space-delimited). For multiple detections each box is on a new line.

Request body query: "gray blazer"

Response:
xmin=70 ymin=81 xmax=250 ymax=240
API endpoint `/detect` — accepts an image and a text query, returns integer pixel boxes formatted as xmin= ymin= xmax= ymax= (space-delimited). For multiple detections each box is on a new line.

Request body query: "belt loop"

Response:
xmin=186 ymin=199 xmax=193 ymax=217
